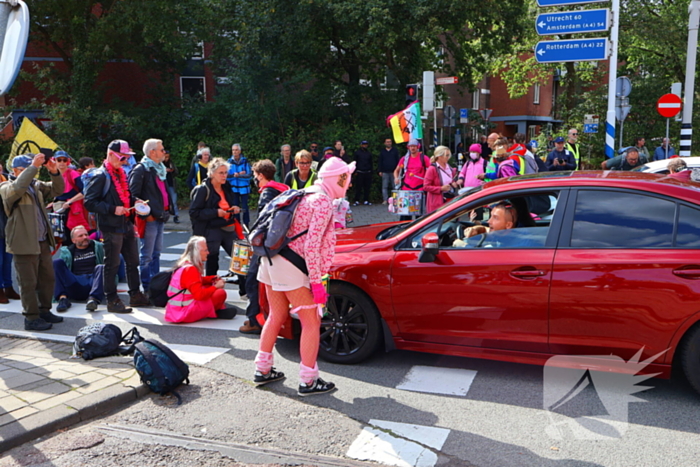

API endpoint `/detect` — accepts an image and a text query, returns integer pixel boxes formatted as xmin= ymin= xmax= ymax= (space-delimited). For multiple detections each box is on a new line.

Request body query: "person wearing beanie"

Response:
xmin=253 ymin=156 xmax=356 ymax=396
xmin=0 ymin=153 xmax=65 ymax=331
xmin=458 ymin=143 xmax=487 ymax=188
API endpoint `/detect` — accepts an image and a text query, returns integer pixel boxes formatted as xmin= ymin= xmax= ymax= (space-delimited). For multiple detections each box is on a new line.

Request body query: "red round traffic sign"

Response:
xmin=657 ymin=93 xmax=682 ymax=118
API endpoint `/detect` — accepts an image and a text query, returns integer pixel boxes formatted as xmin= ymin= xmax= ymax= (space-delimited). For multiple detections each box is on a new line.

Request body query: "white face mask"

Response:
xmin=469 ymin=152 xmax=480 ymax=160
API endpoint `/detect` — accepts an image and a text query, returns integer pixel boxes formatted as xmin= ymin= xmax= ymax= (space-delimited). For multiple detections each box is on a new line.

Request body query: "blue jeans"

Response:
xmin=0 ymin=238 xmax=13 ymax=289
xmin=233 ymin=192 xmax=249 ymax=226
xmin=167 ymin=185 xmax=179 ymax=216
xmin=53 ymin=259 xmax=104 ymax=301
xmin=139 ymin=220 xmax=164 ymax=291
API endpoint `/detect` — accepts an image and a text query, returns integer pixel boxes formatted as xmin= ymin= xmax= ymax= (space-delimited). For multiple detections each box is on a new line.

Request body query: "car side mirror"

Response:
xmin=418 ymin=232 xmax=439 ymax=263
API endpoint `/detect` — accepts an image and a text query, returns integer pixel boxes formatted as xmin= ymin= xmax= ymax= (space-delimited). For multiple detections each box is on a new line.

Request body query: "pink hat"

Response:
xmin=318 ymin=157 xmax=355 ymax=177
xmin=108 ymin=139 xmax=135 ymax=155
xmin=317 ymin=157 xmax=356 ymax=199
xmin=469 ymin=143 xmax=482 ymax=154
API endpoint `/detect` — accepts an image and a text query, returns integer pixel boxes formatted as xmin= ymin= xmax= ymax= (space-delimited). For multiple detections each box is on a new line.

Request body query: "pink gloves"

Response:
xmin=311 ymin=283 xmax=328 ymax=305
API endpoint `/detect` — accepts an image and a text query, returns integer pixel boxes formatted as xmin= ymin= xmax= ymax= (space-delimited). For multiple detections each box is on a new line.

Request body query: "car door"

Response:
xmin=390 ymin=189 xmax=566 ymax=353
xmin=549 ymin=188 xmax=700 ymax=362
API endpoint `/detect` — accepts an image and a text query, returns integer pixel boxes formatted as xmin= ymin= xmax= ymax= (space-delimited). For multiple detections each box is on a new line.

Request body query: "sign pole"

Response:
xmin=666 ymin=118 xmax=670 ymax=159
xmin=605 ymin=0 xmax=620 ymax=158
xmin=681 ymin=0 xmax=700 ymax=157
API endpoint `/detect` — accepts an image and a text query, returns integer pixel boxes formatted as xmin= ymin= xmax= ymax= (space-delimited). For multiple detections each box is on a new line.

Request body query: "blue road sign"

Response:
xmin=536 ymin=9 xmax=609 ymax=36
xmin=584 ymin=123 xmax=599 ymax=133
xmin=535 ymin=38 xmax=609 ymax=63
xmin=537 ymin=0 xmax=606 ymax=6
xmin=459 ymin=108 xmax=468 ymax=119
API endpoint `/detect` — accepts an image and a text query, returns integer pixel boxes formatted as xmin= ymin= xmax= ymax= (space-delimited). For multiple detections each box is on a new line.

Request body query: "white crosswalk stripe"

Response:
xmin=397 ymin=365 xmax=477 ymax=396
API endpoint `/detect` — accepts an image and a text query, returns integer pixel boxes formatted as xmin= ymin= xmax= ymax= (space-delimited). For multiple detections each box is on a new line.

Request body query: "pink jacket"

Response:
xmin=458 ymin=158 xmax=486 ymax=188
xmin=287 ymin=191 xmax=336 ymax=284
xmin=423 ymin=164 xmax=456 ymax=213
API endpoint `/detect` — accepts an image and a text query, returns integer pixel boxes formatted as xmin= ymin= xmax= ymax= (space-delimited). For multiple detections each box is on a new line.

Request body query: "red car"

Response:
xmin=320 ymin=171 xmax=700 ymax=393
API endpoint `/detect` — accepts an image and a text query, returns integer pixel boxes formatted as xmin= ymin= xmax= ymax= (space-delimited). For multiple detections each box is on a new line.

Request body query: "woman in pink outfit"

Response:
xmin=457 ymin=143 xmax=487 ymax=188
xmin=254 ymin=157 xmax=356 ymax=396
xmin=423 ymin=146 xmax=458 ymax=213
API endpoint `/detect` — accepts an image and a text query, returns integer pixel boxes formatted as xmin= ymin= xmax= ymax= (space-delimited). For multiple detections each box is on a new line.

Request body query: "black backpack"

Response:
xmin=134 ymin=340 xmax=190 ymax=404
xmin=73 ymin=324 xmax=142 ymax=360
xmin=148 ymin=268 xmax=185 ymax=307
xmin=248 ymin=189 xmax=309 ymax=273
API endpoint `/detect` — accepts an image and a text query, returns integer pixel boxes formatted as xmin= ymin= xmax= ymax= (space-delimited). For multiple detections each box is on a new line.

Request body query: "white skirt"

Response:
xmin=257 ymin=254 xmax=310 ymax=292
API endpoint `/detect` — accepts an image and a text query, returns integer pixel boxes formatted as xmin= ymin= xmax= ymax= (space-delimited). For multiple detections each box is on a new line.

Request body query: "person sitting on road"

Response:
xmin=165 ymin=235 xmax=237 ymax=323
xmin=667 ymin=157 xmax=692 ymax=182
xmin=54 ymin=225 xmax=105 ymax=313
xmin=601 ymin=146 xmax=647 ymax=171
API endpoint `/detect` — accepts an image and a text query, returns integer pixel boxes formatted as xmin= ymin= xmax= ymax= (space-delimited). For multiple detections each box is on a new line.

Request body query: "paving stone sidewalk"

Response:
xmin=0 ymin=336 xmax=147 ymax=452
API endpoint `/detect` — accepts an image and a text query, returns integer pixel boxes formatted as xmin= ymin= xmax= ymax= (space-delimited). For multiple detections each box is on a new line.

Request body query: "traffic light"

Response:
xmin=405 ymin=84 xmax=418 ymax=107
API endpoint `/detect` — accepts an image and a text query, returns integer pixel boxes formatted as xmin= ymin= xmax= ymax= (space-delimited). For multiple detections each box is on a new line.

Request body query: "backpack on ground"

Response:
xmin=148 ymin=268 xmax=185 ymax=307
xmin=134 ymin=339 xmax=190 ymax=404
xmin=248 ymin=189 xmax=309 ymax=274
xmin=73 ymin=323 xmax=143 ymax=360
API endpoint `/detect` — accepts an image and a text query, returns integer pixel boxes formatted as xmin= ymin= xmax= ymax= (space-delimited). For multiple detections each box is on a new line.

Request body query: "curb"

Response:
xmin=0 ymin=372 xmax=149 ymax=453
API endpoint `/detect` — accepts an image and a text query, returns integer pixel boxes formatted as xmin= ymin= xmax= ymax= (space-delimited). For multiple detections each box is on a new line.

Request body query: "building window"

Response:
xmin=472 ymin=89 xmax=480 ymax=109
xmin=528 ymin=125 xmax=537 ymax=140
xmin=533 ymin=84 xmax=541 ymax=105
xmin=181 ymin=77 xmax=206 ymax=101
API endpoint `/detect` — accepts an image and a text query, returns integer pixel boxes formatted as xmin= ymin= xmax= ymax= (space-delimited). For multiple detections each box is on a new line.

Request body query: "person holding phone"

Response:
xmin=0 ymin=153 xmax=65 ymax=330
xmin=545 ymin=136 xmax=576 ymax=172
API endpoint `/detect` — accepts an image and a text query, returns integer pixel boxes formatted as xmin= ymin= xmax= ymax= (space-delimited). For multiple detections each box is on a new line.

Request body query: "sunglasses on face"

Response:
xmin=56 ymin=158 xmax=69 ymax=162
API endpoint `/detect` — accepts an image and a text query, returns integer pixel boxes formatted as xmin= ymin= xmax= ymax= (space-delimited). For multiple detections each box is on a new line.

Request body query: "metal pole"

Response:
xmin=666 ymin=118 xmax=670 ymax=158
xmin=619 ymin=120 xmax=624 ymax=150
xmin=433 ymin=111 xmax=438 ymax=149
xmin=605 ymin=0 xmax=620 ymax=158
xmin=681 ymin=0 xmax=700 ymax=157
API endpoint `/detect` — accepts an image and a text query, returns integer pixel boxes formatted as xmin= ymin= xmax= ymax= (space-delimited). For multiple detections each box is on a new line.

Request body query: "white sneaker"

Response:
xmin=240 ymin=295 xmax=249 ymax=301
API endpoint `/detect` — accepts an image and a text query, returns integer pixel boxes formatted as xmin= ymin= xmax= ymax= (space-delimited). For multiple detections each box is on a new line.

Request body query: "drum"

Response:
xmin=48 ymin=212 xmax=65 ymax=241
xmin=389 ymin=190 xmax=425 ymax=216
xmin=229 ymin=241 xmax=253 ymax=275
xmin=134 ymin=203 xmax=151 ymax=216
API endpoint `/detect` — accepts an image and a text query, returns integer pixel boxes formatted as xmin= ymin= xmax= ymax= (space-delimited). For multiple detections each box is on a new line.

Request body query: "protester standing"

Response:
xmin=654 ymin=138 xmax=676 ymax=160
xmin=275 ymin=144 xmax=294 ymax=183
xmin=284 ymin=150 xmax=317 ymax=189
xmin=353 ymin=140 xmax=373 ymax=205
xmin=0 ymin=154 xmax=65 ymax=330
xmin=227 ymin=143 xmax=252 ymax=226
xmin=0 ymin=162 xmax=19 ymax=304
xmin=186 ymin=147 xmax=211 ymax=188
xmin=163 ymin=150 xmax=180 ymax=223
xmin=424 ymin=146 xmax=457 ymax=213
xmin=378 ymin=138 xmax=400 ymax=204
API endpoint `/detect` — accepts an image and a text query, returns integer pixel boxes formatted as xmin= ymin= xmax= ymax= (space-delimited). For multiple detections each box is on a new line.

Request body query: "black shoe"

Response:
xmin=56 ymin=297 xmax=71 ymax=312
xmin=107 ymin=298 xmax=132 ymax=314
xmin=40 ymin=311 xmax=63 ymax=323
xmin=129 ymin=291 xmax=151 ymax=307
xmin=173 ymin=216 xmax=180 ymax=224
xmin=215 ymin=306 xmax=238 ymax=320
xmin=86 ymin=297 xmax=99 ymax=312
xmin=298 ymin=377 xmax=336 ymax=396
xmin=254 ymin=368 xmax=285 ymax=386
xmin=24 ymin=318 xmax=52 ymax=331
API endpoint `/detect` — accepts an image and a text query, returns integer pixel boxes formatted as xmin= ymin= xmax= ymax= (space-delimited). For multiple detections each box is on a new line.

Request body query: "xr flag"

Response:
xmin=387 ymin=101 xmax=423 ymax=144
xmin=10 ymin=117 xmax=59 ymax=158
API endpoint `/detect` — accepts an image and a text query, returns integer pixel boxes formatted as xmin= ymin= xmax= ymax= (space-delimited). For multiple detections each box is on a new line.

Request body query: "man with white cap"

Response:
xmin=84 ymin=140 xmax=150 ymax=314
xmin=0 ymin=153 xmax=65 ymax=331
xmin=253 ymin=157 xmax=355 ymax=396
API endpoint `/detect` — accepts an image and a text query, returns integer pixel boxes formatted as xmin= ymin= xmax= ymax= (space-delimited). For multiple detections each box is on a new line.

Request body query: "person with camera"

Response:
xmin=1 ymin=154 xmax=65 ymax=330
xmin=424 ymin=146 xmax=458 ymax=213
xmin=189 ymin=158 xmax=246 ymax=298
xmin=83 ymin=140 xmax=151 ymax=314
xmin=545 ymin=136 xmax=576 ymax=172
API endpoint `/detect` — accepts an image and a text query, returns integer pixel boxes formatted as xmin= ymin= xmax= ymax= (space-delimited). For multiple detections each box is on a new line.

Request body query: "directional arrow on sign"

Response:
xmin=535 ymin=38 xmax=609 ymax=63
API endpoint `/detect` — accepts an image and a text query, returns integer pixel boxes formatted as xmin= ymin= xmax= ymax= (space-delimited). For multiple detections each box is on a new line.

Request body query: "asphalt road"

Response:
xmin=2 ymin=219 xmax=700 ymax=466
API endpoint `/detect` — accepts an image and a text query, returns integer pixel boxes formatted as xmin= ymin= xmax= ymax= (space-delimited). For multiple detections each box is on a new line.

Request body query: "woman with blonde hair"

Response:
xmin=284 ymin=150 xmax=317 ymax=189
xmin=165 ymin=236 xmax=237 ymax=323
xmin=423 ymin=145 xmax=458 ymax=213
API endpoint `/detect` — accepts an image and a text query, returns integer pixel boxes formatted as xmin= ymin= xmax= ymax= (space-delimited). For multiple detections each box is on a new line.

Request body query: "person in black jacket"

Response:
xmin=353 ymin=140 xmax=373 ymax=205
xmin=378 ymin=138 xmax=400 ymax=204
xmin=240 ymin=159 xmax=290 ymax=334
xmin=189 ymin=158 xmax=245 ymax=297
xmin=128 ymin=138 xmax=173 ymax=293
xmin=83 ymin=139 xmax=151 ymax=314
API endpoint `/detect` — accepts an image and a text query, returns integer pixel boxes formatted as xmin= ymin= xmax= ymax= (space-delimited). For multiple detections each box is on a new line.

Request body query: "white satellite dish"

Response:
xmin=0 ymin=0 xmax=29 ymax=96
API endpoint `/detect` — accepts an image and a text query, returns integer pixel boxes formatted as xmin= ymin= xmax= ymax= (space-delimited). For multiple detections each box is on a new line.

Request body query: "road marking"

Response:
xmin=0 ymin=330 xmax=229 ymax=364
xmin=167 ymin=243 xmax=189 ymax=250
xmin=396 ymin=365 xmax=477 ymax=396
xmin=159 ymin=253 xmax=182 ymax=262
xmin=347 ymin=420 xmax=449 ymax=467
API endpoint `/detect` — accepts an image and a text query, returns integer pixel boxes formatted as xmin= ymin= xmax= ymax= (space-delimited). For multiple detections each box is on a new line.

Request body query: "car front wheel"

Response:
xmin=680 ymin=324 xmax=700 ymax=395
xmin=318 ymin=282 xmax=382 ymax=364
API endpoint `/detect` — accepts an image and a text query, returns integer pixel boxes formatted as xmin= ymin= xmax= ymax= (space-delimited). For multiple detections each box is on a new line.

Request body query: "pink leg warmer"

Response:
xmin=299 ymin=362 xmax=319 ymax=385
xmin=255 ymin=351 xmax=274 ymax=374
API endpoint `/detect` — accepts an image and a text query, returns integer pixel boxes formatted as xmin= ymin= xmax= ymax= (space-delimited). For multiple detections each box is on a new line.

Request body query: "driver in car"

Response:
xmin=453 ymin=202 xmax=517 ymax=247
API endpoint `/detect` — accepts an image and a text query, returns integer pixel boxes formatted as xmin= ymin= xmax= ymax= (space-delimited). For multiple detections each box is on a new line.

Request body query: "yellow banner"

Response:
xmin=10 ymin=118 xmax=59 ymax=159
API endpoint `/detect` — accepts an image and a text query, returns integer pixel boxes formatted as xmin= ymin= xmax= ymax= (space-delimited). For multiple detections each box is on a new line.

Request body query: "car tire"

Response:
xmin=318 ymin=282 xmax=382 ymax=364
xmin=680 ymin=324 xmax=700 ymax=395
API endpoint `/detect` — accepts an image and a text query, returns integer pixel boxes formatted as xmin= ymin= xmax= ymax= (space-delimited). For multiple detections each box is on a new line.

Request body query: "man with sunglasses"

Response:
xmin=565 ymin=128 xmax=580 ymax=169
xmin=84 ymin=140 xmax=151 ymax=314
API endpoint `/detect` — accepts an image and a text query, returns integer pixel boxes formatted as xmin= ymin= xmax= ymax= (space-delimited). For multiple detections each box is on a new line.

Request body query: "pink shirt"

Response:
xmin=398 ymin=154 xmax=430 ymax=190
xmin=287 ymin=192 xmax=336 ymax=284
xmin=155 ymin=177 xmax=169 ymax=210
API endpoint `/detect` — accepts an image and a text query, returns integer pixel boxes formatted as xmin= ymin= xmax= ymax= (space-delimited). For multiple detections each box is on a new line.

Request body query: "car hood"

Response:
xmin=335 ymin=222 xmax=400 ymax=252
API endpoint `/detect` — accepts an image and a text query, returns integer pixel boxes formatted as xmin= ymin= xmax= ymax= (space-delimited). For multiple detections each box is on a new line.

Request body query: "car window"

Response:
xmin=570 ymin=190 xmax=674 ymax=248
xmin=677 ymin=204 xmax=700 ymax=247
xmin=406 ymin=191 xmax=560 ymax=249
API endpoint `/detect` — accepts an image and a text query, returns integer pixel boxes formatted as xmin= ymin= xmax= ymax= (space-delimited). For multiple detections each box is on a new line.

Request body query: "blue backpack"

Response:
xmin=134 ymin=340 xmax=189 ymax=404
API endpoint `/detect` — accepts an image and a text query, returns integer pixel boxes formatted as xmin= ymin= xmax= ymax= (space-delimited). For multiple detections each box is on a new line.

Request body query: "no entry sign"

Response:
xmin=657 ymin=93 xmax=682 ymax=118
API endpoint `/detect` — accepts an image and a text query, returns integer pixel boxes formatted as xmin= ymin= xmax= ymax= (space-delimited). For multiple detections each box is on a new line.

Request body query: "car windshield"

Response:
xmin=378 ymin=186 xmax=483 ymax=240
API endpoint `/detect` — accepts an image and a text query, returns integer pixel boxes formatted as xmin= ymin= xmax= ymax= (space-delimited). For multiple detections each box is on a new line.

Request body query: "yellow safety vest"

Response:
xmin=566 ymin=142 xmax=580 ymax=169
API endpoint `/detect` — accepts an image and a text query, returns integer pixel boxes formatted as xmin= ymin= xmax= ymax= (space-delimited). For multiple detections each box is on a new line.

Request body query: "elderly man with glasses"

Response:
xmin=565 ymin=128 xmax=581 ymax=169
xmin=84 ymin=139 xmax=151 ymax=314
